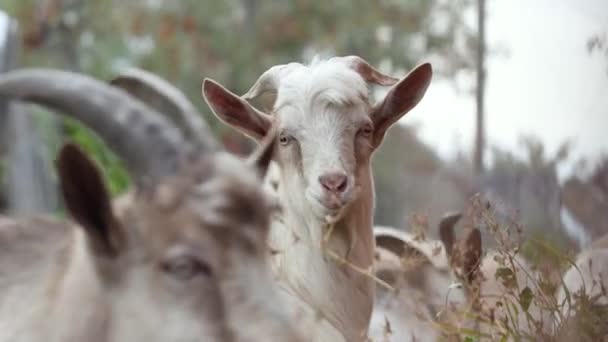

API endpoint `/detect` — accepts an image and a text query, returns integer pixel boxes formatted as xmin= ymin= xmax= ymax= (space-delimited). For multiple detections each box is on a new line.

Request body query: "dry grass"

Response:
xmin=438 ymin=195 xmax=607 ymax=341
xmin=270 ymin=194 xmax=608 ymax=341
xmin=368 ymin=194 xmax=607 ymax=341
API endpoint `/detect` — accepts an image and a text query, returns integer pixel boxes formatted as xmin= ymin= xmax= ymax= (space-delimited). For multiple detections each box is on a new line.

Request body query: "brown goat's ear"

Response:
xmin=202 ymin=78 xmax=272 ymax=141
xmin=439 ymin=212 xmax=462 ymax=258
xmin=247 ymin=129 xmax=277 ymax=179
xmin=56 ymin=143 xmax=124 ymax=257
xmin=462 ymin=228 xmax=482 ymax=283
xmin=371 ymin=63 xmax=432 ymax=148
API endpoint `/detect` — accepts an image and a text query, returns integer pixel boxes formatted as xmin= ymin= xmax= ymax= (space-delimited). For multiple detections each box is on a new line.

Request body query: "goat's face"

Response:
xmin=57 ymin=141 xmax=281 ymax=342
xmin=272 ymin=63 xmax=374 ymax=217
xmin=111 ymin=154 xmax=273 ymax=341
xmin=203 ymin=56 xmax=433 ymax=220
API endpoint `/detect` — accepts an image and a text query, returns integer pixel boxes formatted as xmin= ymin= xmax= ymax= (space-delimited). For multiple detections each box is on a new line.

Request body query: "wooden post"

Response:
xmin=0 ymin=11 xmax=59 ymax=215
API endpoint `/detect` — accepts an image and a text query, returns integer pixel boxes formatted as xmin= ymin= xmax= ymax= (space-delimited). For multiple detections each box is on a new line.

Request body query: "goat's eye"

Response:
xmin=162 ymin=255 xmax=212 ymax=281
xmin=358 ymin=124 xmax=373 ymax=138
xmin=279 ymin=132 xmax=294 ymax=146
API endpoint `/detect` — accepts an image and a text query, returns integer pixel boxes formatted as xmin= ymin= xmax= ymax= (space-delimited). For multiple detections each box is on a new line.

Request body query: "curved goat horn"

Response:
xmin=242 ymin=62 xmax=302 ymax=100
xmin=331 ymin=55 xmax=399 ymax=86
xmin=0 ymin=68 xmax=193 ymax=186
xmin=110 ymin=68 xmax=218 ymax=153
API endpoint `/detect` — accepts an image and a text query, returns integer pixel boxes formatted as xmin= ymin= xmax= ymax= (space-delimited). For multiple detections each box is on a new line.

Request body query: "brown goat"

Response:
xmin=0 ymin=140 xmax=302 ymax=342
xmin=0 ymin=69 xmax=300 ymax=342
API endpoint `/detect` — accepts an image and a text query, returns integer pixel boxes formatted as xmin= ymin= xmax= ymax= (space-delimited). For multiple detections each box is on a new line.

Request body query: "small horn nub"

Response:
xmin=242 ymin=63 xmax=303 ymax=100
xmin=331 ymin=56 xmax=399 ymax=86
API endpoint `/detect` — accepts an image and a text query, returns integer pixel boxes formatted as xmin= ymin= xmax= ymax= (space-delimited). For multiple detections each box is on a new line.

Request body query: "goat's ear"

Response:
xmin=371 ymin=63 xmax=432 ymax=148
xmin=375 ymin=234 xmax=428 ymax=263
xmin=247 ymin=129 xmax=277 ymax=179
xmin=462 ymin=228 xmax=482 ymax=283
xmin=202 ymin=78 xmax=273 ymax=141
xmin=56 ymin=143 xmax=125 ymax=257
xmin=439 ymin=212 xmax=462 ymax=258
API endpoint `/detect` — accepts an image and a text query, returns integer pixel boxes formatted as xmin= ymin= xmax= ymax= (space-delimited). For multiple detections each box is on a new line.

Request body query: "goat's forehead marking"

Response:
xmin=273 ymin=59 xmax=370 ymax=115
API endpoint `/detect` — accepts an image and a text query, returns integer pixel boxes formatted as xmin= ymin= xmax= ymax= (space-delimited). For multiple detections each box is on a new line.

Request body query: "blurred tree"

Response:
xmin=0 ymin=10 xmax=60 ymax=215
xmin=1 ymin=0 xmax=478 ymax=223
xmin=562 ymin=156 xmax=608 ymax=242
xmin=473 ymin=0 xmax=485 ymax=175
xmin=372 ymin=124 xmax=470 ymax=230
xmin=476 ymin=137 xmax=571 ymax=248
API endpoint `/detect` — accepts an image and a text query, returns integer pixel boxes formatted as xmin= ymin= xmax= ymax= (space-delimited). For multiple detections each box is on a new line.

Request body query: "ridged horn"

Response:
xmin=109 ymin=67 xmax=218 ymax=153
xmin=0 ymin=68 xmax=194 ymax=186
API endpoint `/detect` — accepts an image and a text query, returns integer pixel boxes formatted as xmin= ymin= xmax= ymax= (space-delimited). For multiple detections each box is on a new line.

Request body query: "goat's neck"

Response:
xmin=46 ymin=230 xmax=109 ymax=342
xmin=222 ymin=250 xmax=302 ymax=341
xmin=269 ymin=174 xmax=375 ymax=340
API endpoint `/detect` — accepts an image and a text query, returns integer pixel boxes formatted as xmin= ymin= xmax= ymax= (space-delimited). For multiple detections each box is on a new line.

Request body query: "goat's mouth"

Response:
xmin=306 ymin=189 xmax=356 ymax=218
xmin=319 ymin=194 xmax=347 ymax=211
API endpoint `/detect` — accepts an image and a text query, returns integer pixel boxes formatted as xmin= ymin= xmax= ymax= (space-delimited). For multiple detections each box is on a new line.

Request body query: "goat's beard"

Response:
xmin=305 ymin=185 xmax=362 ymax=223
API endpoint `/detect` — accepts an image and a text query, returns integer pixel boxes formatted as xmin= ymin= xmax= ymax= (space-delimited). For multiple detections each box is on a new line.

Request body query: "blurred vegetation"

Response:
xmin=1 ymin=0 xmax=476 ymax=202
xmin=1 ymin=1 xmax=603 ymax=251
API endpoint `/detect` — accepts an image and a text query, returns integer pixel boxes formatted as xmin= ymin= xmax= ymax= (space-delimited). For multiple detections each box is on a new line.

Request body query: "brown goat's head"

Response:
xmin=0 ymin=68 xmax=298 ymax=341
xmin=55 ymin=136 xmax=282 ymax=341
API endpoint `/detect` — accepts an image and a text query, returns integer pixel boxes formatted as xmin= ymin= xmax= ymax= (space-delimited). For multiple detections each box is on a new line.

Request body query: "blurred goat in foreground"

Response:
xmin=0 ymin=69 xmax=300 ymax=342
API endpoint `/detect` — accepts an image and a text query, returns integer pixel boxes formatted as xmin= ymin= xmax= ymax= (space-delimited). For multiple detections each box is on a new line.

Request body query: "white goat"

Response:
xmin=202 ymin=56 xmax=433 ymax=340
xmin=555 ymin=234 xmax=608 ymax=341
xmin=369 ymin=215 xmax=465 ymax=342
xmin=0 ymin=69 xmax=300 ymax=342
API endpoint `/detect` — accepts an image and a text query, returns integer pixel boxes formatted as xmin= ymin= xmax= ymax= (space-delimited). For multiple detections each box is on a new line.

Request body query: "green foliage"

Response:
xmin=518 ymin=286 xmax=534 ymax=312
xmin=495 ymin=267 xmax=517 ymax=289
xmin=63 ymin=118 xmax=131 ymax=197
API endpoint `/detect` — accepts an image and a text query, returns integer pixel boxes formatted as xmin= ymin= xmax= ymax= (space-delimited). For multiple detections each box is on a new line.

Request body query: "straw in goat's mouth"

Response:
xmin=324 ymin=209 xmax=344 ymax=225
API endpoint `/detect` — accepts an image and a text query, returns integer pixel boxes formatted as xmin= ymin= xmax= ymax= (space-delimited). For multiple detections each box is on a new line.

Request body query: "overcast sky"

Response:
xmin=408 ymin=0 xmax=608 ymax=180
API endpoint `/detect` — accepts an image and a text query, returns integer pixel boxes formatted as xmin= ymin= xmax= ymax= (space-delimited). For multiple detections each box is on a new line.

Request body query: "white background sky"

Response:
xmin=407 ymin=0 xmax=608 ymax=180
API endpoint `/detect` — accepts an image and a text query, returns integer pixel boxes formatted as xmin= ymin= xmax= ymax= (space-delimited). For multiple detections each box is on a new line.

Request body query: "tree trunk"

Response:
xmin=0 ymin=11 xmax=59 ymax=216
xmin=473 ymin=0 xmax=486 ymax=175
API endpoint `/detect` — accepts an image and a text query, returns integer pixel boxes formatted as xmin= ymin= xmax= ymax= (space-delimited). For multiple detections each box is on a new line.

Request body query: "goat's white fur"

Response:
xmin=368 ymin=226 xmax=464 ymax=342
xmin=263 ymin=59 xmax=377 ymax=341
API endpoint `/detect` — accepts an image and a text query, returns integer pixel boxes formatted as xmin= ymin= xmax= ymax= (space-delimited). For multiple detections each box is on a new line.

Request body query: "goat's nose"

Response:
xmin=319 ymin=172 xmax=348 ymax=193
